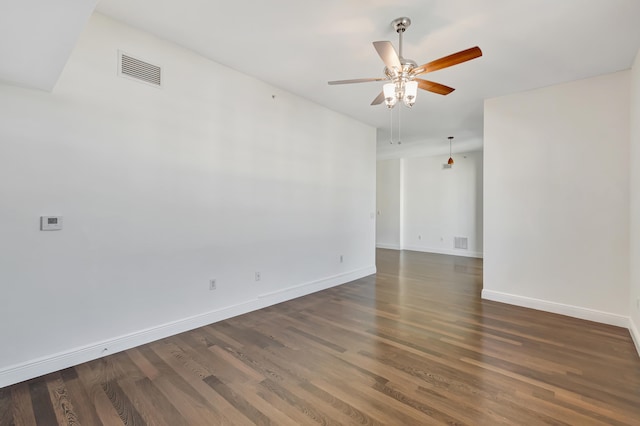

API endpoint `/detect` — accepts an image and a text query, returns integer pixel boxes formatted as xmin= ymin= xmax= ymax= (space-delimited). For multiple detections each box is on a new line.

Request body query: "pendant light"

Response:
xmin=447 ymin=136 xmax=454 ymax=165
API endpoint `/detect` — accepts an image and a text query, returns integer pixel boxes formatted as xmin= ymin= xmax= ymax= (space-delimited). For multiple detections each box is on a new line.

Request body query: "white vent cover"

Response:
xmin=442 ymin=164 xmax=452 ymax=169
xmin=118 ymin=52 xmax=161 ymax=87
xmin=454 ymin=237 xmax=468 ymax=250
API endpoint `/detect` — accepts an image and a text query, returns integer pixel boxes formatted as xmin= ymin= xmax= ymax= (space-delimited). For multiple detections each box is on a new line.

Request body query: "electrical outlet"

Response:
xmin=209 ymin=279 xmax=216 ymax=290
xmin=340 ymin=255 xmax=343 ymax=263
xmin=255 ymin=272 xmax=261 ymax=281
xmin=418 ymin=235 xmax=421 ymax=240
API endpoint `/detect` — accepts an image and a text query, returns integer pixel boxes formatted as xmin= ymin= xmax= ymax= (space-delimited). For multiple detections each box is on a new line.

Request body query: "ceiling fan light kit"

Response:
xmin=383 ymin=80 xmax=418 ymax=108
xmin=328 ymin=17 xmax=483 ymax=109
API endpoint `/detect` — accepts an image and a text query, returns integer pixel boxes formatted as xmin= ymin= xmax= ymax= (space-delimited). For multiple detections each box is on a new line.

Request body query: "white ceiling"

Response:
xmin=0 ymin=0 xmax=98 ymax=91
xmin=3 ymin=1 xmax=640 ymax=157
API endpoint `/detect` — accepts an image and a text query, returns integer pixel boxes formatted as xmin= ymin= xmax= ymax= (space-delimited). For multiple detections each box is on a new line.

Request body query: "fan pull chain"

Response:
xmin=398 ymin=105 xmax=402 ymax=144
xmin=389 ymin=107 xmax=393 ymax=144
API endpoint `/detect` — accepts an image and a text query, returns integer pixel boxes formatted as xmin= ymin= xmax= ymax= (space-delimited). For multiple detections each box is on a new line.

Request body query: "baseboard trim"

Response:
xmin=0 ymin=266 xmax=376 ymax=388
xmin=481 ymin=289 xmax=629 ymax=328
xmin=258 ymin=266 xmax=376 ymax=299
xmin=629 ymin=318 xmax=640 ymax=358
xmin=375 ymin=243 xmax=401 ymax=250
xmin=403 ymin=245 xmax=483 ymax=259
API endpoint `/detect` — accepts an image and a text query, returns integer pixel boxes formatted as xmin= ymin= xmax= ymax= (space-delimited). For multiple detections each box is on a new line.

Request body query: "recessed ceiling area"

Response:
xmin=2 ymin=1 xmax=640 ymax=157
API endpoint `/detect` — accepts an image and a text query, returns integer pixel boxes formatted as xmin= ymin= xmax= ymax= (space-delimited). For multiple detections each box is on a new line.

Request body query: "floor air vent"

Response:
xmin=454 ymin=237 xmax=468 ymax=250
xmin=119 ymin=52 xmax=161 ymax=87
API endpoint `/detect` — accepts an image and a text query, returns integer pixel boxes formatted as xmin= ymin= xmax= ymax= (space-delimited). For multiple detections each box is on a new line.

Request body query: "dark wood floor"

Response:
xmin=2 ymin=249 xmax=640 ymax=425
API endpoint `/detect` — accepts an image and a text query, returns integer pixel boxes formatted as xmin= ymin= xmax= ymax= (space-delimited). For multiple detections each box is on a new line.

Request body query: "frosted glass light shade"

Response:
xmin=403 ymin=81 xmax=418 ymax=107
xmin=383 ymin=83 xmax=397 ymax=107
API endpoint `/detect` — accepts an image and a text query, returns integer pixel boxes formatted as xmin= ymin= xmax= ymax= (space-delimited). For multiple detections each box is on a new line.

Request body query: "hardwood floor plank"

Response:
xmin=119 ymin=377 xmax=188 ymax=426
xmin=10 ymin=383 xmax=37 ymax=426
xmin=59 ymin=368 xmax=103 ymax=426
xmin=28 ymin=378 xmax=58 ymax=426
xmin=203 ymin=374 xmax=271 ymax=425
xmin=201 ymin=324 xmax=247 ymax=349
xmin=284 ymin=325 xmax=347 ymax=353
xmin=0 ymin=386 xmax=15 ymax=426
xmin=261 ymin=377 xmax=343 ymax=426
xmin=207 ymin=344 xmax=266 ymax=384
xmin=46 ymin=373 xmax=81 ymax=425
xmin=150 ymin=375 xmax=223 ymax=425
xmin=335 ymin=350 xmax=487 ymax=423
xmin=146 ymin=342 xmax=251 ymax=425
xmin=228 ymin=381 xmax=301 ymax=425
xmin=216 ymin=344 xmax=290 ymax=385
xmin=74 ymin=363 xmax=124 ymax=425
xmin=255 ymin=377 xmax=349 ymax=426
xmin=100 ymin=379 xmax=146 ymax=425
xmin=126 ymin=348 xmax=159 ymax=380
xmin=297 ymin=380 xmax=384 ymax=426
xmin=310 ymin=377 xmax=428 ymax=425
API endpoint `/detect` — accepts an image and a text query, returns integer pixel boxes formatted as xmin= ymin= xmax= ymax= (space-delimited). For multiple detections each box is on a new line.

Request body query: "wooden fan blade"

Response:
xmin=416 ymin=79 xmax=455 ymax=95
xmin=412 ymin=46 xmax=482 ymax=75
xmin=373 ymin=41 xmax=401 ymax=70
xmin=328 ymin=78 xmax=385 ymax=85
xmin=371 ymin=91 xmax=385 ymax=105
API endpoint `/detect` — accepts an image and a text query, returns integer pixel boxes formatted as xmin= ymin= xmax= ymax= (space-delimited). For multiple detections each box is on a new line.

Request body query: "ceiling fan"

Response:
xmin=328 ymin=17 xmax=482 ymax=108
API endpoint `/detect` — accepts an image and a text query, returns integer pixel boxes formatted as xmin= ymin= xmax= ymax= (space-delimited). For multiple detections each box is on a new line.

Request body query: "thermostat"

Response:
xmin=40 ymin=216 xmax=63 ymax=231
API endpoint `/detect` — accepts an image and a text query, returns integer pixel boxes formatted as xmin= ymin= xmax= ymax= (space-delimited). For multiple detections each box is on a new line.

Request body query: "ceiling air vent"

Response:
xmin=118 ymin=51 xmax=161 ymax=87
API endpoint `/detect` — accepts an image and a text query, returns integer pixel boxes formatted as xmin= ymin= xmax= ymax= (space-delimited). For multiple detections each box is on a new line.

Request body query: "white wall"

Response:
xmin=630 ymin=50 xmax=640 ymax=351
xmin=376 ymin=159 xmax=401 ymax=249
xmin=375 ymin=151 xmax=483 ymax=257
xmin=0 ymin=14 xmax=376 ymax=387
xmin=484 ymin=71 xmax=630 ymax=326
xmin=402 ymin=152 xmax=483 ymax=257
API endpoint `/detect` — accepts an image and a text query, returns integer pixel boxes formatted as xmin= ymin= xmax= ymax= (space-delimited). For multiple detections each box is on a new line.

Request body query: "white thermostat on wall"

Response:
xmin=40 ymin=216 xmax=63 ymax=231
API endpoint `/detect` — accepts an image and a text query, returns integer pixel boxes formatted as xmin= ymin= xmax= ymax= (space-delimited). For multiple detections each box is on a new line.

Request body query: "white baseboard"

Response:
xmin=257 ymin=266 xmax=376 ymax=300
xmin=403 ymin=245 xmax=483 ymax=259
xmin=481 ymin=289 xmax=629 ymax=328
xmin=630 ymin=318 xmax=640 ymax=358
xmin=0 ymin=266 xmax=376 ymax=388
xmin=375 ymin=243 xmax=401 ymax=250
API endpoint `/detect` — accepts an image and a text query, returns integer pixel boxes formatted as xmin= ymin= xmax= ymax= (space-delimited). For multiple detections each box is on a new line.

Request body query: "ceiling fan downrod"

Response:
xmin=392 ymin=17 xmax=411 ymax=60
xmin=385 ymin=17 xmax=420 ymax=109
